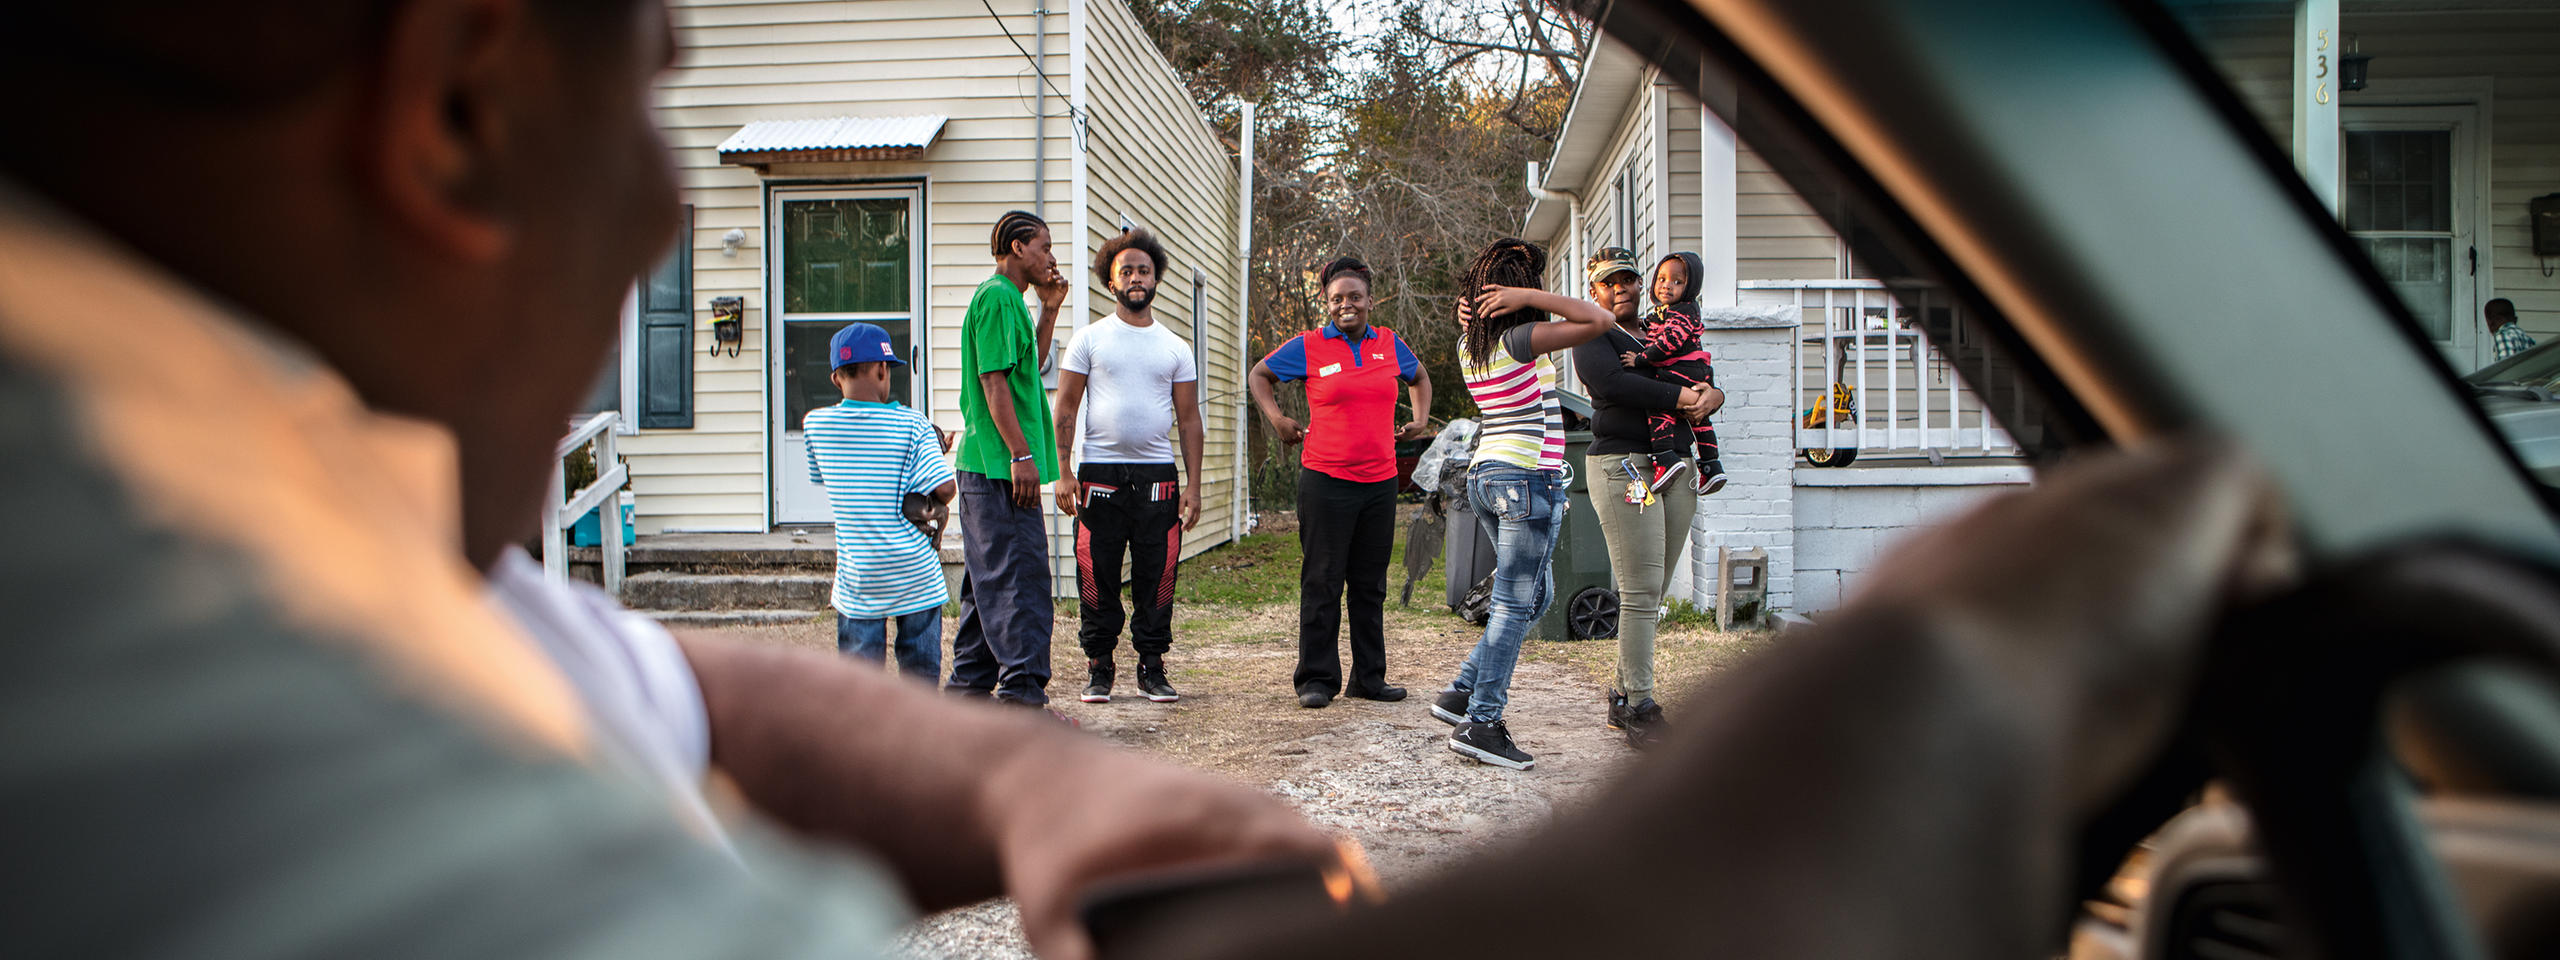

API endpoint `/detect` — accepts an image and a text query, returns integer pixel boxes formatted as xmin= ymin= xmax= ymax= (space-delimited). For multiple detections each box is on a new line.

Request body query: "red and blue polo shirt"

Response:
xmin=1261 ymin=324 xmax=1422 ymax=483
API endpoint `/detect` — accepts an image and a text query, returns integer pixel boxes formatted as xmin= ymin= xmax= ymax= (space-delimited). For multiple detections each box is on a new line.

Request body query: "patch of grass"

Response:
xmin=1179 ymin=505 xmax=1454 ymax=610
xmin=1661 ymin=598 xmax=1714 ymax=628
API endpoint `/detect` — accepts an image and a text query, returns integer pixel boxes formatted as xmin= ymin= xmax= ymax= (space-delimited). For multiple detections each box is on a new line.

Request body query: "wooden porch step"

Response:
xmin=619 ymin=571 xmax=832 ymax=612
xmin=645 ymin=609 xmax=831 ymax=628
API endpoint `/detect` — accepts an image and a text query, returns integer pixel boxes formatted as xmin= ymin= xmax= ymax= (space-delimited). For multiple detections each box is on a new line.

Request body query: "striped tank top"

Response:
xmin=1461 ymin=324 xmax=1566 ymax=472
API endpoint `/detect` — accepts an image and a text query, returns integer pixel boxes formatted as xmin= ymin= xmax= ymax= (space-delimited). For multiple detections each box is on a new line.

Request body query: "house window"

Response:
xmin=2344 ymin=130 xmax=2455 ymax=342
xmin=1615 ymin=162 xmax=1639 ymax=256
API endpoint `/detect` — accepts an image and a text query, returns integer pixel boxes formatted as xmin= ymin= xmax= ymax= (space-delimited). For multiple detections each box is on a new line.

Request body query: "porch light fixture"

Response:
xmin=721 ymin=228 xmax=746 ymax=257
xmin=2341 ymin=36 xmax=2370 ymax=92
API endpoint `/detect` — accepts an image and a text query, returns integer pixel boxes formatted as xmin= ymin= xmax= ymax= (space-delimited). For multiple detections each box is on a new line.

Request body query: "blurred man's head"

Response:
xmin=2489 ymin=298 xmax=2519 ymax=330
xmin=5 ymin=1 xmax=682 ymax=568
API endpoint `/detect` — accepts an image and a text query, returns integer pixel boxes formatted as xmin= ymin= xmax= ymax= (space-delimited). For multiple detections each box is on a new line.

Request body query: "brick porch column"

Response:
xmin=1671 ymin=305 xmax=1800 ymax=615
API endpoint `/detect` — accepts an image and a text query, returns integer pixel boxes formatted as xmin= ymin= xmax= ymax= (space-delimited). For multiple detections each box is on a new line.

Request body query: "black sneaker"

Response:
xmin=1623 ymin=698 xmax=1668 ymax=750
xmin=1604 ymin=689 xmax=1631 ymax=730
xmin=1343 ymin=684 xmax=1406 ymax=702
xmin=1448 ymin=720 xmax=1535 ymax=771
xmin=1431 ymin=688 xmax=1470 ymax=726
xmin=1297 ymin=685 xmax=1333 ymax=709
xmin=1136 ymin=657 xmax=1180 ymax=703
xmin=1696 ymin=459 xmax=1728 ymax=496
xmin=1080 ymin=658 xmax=1113 ymax=704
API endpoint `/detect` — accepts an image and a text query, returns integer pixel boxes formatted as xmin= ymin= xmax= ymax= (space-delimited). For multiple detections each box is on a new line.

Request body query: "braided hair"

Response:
xmin=990 ymin=210 xmax=1047 ymax=260
xmin=1461 ymin=238 xmax=1549 ymax=368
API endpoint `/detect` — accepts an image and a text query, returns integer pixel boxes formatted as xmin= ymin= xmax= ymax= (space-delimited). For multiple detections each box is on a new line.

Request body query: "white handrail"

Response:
xmin=1746 ymin=279 xmax=2024 ymax=459
xmin=544 ymin=411 xmax=628 ymax=594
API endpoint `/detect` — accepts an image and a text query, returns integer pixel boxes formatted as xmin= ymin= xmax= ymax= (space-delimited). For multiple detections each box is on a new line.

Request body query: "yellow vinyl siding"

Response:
xmin=634 ymin=0 xmax=1072 ymax=533
xmin=1737 ymin=142 xmax=1840 ymax=281
xmin=1666 ymin=85 xmax=1705 ymax=256
xmin=1083 ymin=0 xmax=1246 ymax=560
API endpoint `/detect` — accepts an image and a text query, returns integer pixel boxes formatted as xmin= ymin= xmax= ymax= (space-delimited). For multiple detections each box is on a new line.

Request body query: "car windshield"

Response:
xmin=2157 ymin=0 xmax=2558 ymax=467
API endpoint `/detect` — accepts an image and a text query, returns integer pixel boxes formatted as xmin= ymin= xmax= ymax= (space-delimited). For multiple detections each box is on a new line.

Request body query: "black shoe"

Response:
xmin=1604 ymin=689 xmax=1631 ymax=730
xmin=1297 ymin=685 xmax=1333 ymax=709
xmin=1136 ymin=657 xmax=1180 ymax=703
xmin=1448 ymin=720 xmax=1535 ymax=770
xmin=1623 ymin=698 xmax=1668 ymax=750
xmin=995 ymin=695 xmax=1078 ymax=726
xmin=1343 ymin=684 xmax=1406 ymax=702
xmin=1080 ymin=658 xmax=1113 ymax=704
xmin=1431 ymin=688 xmax=1470 ymax=726
xmin=1697 ymin=460 xmax=1728 ymax=496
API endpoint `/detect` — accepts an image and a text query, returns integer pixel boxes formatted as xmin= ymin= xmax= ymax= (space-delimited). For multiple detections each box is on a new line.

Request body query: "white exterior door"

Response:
xmin=769 ymin=185 xmax=924 ymax=525
xmin=2343 ymin=105 xmax=2482 ymax=371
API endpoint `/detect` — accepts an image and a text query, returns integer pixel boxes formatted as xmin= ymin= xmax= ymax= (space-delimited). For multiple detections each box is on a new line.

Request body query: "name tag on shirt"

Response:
xmin=1318 ymin=362 xmax=1343 ymax=377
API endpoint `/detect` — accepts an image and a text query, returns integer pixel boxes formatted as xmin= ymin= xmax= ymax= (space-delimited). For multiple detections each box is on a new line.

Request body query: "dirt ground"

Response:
xmin=703 ymin=523 xmax=1772 ymax=959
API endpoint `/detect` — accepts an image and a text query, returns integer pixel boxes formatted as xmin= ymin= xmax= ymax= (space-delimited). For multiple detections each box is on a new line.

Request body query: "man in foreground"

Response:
xmin=3 ymin=3 xmax=2297 ymax=960
xmin=1 ymin=4 xmax=1329 ymax=958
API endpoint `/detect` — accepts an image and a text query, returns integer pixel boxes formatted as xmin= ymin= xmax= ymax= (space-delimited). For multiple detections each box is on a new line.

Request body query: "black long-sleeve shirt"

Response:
xmin=1572 ymin=325 xmax=1690 ymax=457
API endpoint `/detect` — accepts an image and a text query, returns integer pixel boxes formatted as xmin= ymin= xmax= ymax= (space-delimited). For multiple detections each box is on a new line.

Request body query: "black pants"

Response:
xmin=1645 ymin=360 xmax=1720 ymax=468
xmin=1293 ymin=467 xmax=1398 ymax=695
xmin=1075 ymin=462 xmax=1180 ymax=660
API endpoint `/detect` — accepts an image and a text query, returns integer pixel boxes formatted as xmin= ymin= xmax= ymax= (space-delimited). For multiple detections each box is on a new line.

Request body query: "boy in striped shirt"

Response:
xmin=805 ymin=322 xmax=958 ymax=682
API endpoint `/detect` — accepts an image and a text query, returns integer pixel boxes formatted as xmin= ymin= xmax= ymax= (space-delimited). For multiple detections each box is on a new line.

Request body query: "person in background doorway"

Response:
xmin=950 ymin=210 xmax=1070 ymax=708
xmin=2488 ymin=298 xmax=2535 ymax=362
xmin=1056 ymin=228 xmax=1203 ymax=705
xmin=808 ymin=322 xmax=955 ymax=683
xmin=1248 ymin=256 xmax=1432 ymax=709
xmin=1433 ymin=239 xmax=1617 ymax=771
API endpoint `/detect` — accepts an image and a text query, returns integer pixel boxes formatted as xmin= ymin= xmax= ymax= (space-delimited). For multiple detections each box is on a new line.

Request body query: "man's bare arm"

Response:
xmin=677 ymin=635 xmax=1338 ymax=960
xmin=1173 ymin=378 xmax=1205 ymax=530
xmin=1054 ymin=370 xmax=1088 ymax=515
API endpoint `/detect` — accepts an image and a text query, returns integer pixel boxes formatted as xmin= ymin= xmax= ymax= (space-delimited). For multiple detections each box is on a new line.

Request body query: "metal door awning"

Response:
xmin=716 ymin=115 xmax=948 ymax=168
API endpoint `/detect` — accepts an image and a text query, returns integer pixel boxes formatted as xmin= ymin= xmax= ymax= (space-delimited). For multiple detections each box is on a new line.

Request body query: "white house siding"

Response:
xmin=1580 ymin=86 xmax=1661 ymax=265
xmin=1736 ymin=142 xmax=1840 ymax=282
xmin=1078 ymin=0 xmax=1246 ymax=562
xmin=2181 ymin=5 xmax=2560 ymax=342
xmin=1666 ymin=86 xmax=1706 ymax=256
xmin=633 ymin=0 xmax=1074 ymax=533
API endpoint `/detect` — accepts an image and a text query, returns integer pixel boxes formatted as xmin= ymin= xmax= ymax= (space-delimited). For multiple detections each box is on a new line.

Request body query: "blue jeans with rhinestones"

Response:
xmin=1445 ymin=461 xmax=1568 ymax=723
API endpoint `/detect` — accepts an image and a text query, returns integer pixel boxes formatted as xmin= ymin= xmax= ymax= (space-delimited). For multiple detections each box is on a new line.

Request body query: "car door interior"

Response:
xmin=1573 ymin=0 xmax=2560 ymax=957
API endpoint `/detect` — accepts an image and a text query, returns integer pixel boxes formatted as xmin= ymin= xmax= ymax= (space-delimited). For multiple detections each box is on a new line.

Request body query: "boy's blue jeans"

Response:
xmin=838 ymin=607 xmax=943 ymax=683
xmin=1446 ymin=462 xmax=1569 ymax=722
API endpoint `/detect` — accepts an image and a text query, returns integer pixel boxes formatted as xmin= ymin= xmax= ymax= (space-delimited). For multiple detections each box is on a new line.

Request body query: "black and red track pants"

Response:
xmin=1073 ymin=462 xmax=1181 ymax=659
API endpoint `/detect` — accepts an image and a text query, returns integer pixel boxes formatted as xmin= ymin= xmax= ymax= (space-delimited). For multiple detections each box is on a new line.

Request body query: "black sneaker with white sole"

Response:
xmin=1697 ymin=459 xmax=1728 ymax=496
xmin=1448 ymin=720 xmax=1535 ymax=770
xmin=1135 ymin=657 xmax=1180 ymax=702
xmin=1080 ymin=658 xmax=1113 ymax=704
xmin=1431 ymin=688 xmax=1470 ymax=726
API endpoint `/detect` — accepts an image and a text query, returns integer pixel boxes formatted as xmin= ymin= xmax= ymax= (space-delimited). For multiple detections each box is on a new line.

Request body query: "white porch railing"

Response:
xmin=1744 ymin=279 xmax=2034 ymax=459
xmin=545 ymin=411 xmax=629 ymax=593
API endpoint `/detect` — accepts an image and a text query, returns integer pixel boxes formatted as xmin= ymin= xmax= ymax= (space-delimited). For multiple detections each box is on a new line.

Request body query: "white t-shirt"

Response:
xmin=1060 ymin=313 xmax=1198 ymax=464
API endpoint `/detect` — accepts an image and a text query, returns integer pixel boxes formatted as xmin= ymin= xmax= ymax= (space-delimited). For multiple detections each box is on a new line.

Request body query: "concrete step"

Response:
xmin=646 ymin=609 xmax=831 ymax=628
xmin=619 ymin=571 xmax=832 ymax=612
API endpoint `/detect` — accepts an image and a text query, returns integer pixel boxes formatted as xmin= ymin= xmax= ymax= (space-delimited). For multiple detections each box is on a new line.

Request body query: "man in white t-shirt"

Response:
xmin=1055 ymin=228 xmax=1205 ymax=705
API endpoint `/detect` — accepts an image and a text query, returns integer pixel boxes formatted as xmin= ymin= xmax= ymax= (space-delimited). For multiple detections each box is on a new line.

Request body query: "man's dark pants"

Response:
xmin=948 ymin=471 xmax=1053 ymax=704
xmin=1292 ymin=467 xmax=1398 ymax=696
xmin=1075 ymin=462 xmax=1180 ymax=661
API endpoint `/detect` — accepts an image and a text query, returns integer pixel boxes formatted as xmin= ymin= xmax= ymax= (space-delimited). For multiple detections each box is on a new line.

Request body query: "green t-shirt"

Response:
xmin=956 ymin=273 xmax=1059 ymax=482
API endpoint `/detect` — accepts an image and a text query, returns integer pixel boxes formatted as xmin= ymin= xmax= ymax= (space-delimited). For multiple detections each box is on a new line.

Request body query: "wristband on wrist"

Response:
xmin=1011 ymin=453 xmax=1035 ymax=463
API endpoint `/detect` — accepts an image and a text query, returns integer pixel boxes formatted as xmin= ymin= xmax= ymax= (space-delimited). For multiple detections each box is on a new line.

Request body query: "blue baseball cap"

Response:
xmin=828 ymin=323 xmax=904 ymax=370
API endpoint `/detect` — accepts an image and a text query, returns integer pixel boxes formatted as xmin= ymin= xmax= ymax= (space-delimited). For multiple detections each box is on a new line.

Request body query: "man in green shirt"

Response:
xmin=950 ymin=210 xmax=1071 ymax=706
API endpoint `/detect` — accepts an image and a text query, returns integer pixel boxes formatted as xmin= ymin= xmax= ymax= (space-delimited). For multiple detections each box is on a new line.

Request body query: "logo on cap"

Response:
xmin=839 ymin=346 xmax=853 ymax=361
xmin=881 ymin=343 xmax=894 ymax=356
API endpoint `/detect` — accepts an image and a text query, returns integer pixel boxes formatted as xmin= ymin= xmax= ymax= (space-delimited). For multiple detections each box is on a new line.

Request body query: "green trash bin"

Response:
xmin=1537 ymin=392 xmax=1618 ymax=642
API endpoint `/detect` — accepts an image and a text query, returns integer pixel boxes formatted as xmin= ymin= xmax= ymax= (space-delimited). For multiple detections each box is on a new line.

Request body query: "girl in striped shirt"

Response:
xmin=1435 ymin=239 xmax=1618 ymax=771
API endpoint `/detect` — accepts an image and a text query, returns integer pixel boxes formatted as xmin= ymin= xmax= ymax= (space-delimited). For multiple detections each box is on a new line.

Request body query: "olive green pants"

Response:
xmin=1585 ymin=453 xmax=1698 ymax=703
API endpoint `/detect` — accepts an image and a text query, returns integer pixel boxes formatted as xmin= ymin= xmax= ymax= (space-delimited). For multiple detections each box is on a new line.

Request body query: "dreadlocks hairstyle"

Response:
xmin=1461 ymin=238 xmax=1550 ymax=368
xmin=1094 ymin=227 xmax=1169 ymax=286
xmin=1317 ymin=256 xmax=1372 ymax=294
xmin=990 ymin=210 xmax=1047 ymax=260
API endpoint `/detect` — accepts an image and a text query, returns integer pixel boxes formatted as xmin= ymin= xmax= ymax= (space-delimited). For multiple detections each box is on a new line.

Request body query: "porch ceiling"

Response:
xmin=716 ymin=115 xmax=949 ymax=168
xmin=1523 ymin=35 xmax=1648 ymax=240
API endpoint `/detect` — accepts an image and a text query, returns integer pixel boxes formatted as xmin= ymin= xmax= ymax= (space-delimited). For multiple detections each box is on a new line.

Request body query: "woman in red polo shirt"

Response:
xmin=1248 ymin=257 xmax=1433 ymax=709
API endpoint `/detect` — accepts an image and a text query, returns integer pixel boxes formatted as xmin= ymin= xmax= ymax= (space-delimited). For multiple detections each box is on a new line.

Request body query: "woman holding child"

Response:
xmin=1570 ymin=247 xmax=1723 ymax=750
xmin=1431 ymin=239 xmax=1616 ymax=771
